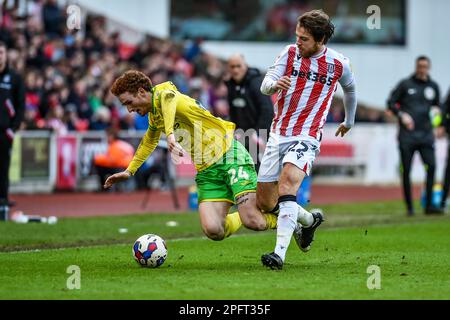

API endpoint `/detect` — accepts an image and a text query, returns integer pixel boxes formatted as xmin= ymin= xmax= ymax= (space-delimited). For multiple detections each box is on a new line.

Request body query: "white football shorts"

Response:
xmin=257 ymin=132 xmax=320 ymax=182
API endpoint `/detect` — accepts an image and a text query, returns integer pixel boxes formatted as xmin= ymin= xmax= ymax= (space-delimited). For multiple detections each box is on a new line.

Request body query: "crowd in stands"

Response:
xmin=1 ymin=0 xmax=386 ymax=136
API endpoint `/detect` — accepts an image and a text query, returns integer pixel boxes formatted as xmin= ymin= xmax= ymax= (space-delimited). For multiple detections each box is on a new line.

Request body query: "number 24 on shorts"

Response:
xmin=228 ymin=167 xmax=250 ymax=185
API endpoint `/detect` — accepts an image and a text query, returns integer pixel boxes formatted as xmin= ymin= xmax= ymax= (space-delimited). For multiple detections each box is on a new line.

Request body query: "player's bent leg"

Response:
xmin=278 ymin=163 xmax=314 ymax=226
xmin=262 ymin=164 xmax=304 ymax=264
xmin=279 ymin=163 xmax=324 ymax=252
xmin=256 ymin=182 xmax=279 ymax=213
xmin=269 ymin=163 xmax=314 ymax=262
xmin=198 ymin=201 xmax=233 ymax=241
xmin=278 ymin=163 xmax=304 ymax=195
xmin=236 ymin=192 xmax=277 ymax=231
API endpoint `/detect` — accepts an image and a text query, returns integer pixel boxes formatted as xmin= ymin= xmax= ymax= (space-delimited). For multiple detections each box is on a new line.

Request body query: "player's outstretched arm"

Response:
xmin=104 ymin=170 xmax=131 ymax=189
xmin=127 ymin=128 xmax=162 ymax=175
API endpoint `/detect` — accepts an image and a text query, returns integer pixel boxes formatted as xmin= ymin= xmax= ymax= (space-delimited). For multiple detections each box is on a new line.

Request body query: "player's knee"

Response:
xmin=202 ymin=226 xmax=225 ymax=241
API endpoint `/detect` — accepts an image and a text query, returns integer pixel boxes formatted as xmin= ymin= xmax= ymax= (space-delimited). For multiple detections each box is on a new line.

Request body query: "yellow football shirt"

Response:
xmin=126 ymin=81 xmax=235 ymax=174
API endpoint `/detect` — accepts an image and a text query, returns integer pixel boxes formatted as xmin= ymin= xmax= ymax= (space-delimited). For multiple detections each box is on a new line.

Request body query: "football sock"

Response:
xmin=224 ymin=211 xmax=242 ymax=238
xmin=274 ymin=195 xmax=298 ymax=261
xmin=263 ymin=213 xmax=278 ymax=229
xmin=297 ymin=204 xmax=314 ymax=227
xmin=269 ymin=204 xmax=280 ymax=215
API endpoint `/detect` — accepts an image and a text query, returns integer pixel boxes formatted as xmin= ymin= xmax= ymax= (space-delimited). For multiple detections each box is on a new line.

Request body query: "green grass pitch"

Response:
xmin=0 ymin=200 xmax=449 ymax=300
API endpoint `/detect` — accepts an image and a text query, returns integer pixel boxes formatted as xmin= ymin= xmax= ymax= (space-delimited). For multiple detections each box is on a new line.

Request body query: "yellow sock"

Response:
xmin=264 ymin=213 xmax=278 ymax=229
xmin=224 ymin=211 xmax=242 ymax=238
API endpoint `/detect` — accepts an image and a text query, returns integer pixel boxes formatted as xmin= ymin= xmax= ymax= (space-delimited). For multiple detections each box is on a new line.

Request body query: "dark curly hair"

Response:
xmin=297 ymin=10 xmax=335 ymax=45
xmin=110 ymin=70 xmax=153 ymax=96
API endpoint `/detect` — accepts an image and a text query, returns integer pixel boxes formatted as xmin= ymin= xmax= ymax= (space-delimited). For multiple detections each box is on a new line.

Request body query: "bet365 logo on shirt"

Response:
xmin=291 ymin=69 xmax=333 ymax=86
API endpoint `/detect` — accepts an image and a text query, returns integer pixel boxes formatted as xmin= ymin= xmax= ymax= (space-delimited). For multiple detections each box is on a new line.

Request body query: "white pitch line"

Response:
xmin=0 ymin=232 xmax=268 ymax=255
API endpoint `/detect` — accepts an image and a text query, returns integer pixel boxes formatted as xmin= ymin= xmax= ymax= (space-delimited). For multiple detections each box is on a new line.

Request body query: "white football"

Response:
xmin=132 ymin=234 xmax=168 ymax=268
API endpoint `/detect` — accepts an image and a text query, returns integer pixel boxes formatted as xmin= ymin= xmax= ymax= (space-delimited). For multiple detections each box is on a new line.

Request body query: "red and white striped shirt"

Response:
xmin=261 ymin=45 xmax=355 ymax=139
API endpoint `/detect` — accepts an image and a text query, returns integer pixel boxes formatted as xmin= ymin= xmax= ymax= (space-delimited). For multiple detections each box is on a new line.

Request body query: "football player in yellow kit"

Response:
xmin=104 ymin=70 xmax=278 ymax=240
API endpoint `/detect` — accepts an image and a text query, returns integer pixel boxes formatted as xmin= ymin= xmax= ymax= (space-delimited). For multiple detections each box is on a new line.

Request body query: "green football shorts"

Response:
xmin=195 ymin=139 xmax=257 ymax=204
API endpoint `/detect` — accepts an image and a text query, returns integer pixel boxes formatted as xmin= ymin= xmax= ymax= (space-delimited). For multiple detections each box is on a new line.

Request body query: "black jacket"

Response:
xmin=387 ymin=75 xmax=440 ymax=143
xmin=0 ymin=66 xmax=25 ymax=132
xmin=225 ymin=68 xmax=273 ymax=134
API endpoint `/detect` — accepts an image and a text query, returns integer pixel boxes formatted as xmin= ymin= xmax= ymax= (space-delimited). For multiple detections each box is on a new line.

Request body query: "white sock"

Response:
xmin=274 ymin=201 xmax=298 ymax=261
xmin=297 ymin=204 xmax=314 ymax=227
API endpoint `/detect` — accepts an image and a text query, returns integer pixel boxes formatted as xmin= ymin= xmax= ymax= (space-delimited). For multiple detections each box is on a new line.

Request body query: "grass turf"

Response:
xmin=0 ymin=201 xmax=449 ymax=299
xmin=0 ymin=200 xmax=436 ymax=251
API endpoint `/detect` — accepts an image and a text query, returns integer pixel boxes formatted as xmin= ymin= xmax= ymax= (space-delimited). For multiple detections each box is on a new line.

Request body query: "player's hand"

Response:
xmin=274 ymin=76 xmax=291 ymax=91
xmin=104 ymin=170 xmax=131 ymax=189
xmin=335 ymin=123 xmax=351 ymax=137
xmin=167 ymin=133 xmax=184 ymax=157
xmin=400 ymin=112 xmax=415 ymax=130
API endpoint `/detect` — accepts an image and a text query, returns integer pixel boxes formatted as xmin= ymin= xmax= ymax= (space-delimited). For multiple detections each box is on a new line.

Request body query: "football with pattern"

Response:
xmin=132 ymin=234 xmax=168 ymax=268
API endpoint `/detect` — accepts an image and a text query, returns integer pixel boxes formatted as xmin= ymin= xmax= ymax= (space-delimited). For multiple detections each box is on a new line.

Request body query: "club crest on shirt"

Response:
xmin=3 ymin=74 xmax=10 ymax=83
xmin=424 ymin=86 xmax=436 ymax=100
xmin=327 ymin=63 xmax=335 ymax=74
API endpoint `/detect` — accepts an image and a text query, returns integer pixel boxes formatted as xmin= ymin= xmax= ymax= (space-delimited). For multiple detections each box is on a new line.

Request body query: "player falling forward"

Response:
xmin=104 ymin=70 xmax=278 ymax=241
xmin=257 ymin=10 xmax=357 ymax=269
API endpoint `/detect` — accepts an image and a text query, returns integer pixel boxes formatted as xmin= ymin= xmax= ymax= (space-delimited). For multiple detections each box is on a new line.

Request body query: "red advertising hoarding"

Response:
xmin=56 ymin=135 xmax=77 ymax=190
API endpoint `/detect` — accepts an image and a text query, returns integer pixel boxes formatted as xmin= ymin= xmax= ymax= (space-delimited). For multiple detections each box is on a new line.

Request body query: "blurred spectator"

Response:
xmin=93 ymin=127 xmax=134 ymax=191
xmin=67 ymin=79 xmax=92 ymax=120
xmin=24 ymin=70 xmax=43 ymax=117
xmin=64 ymin=103 xmax=89 ymax=131
xmin=189 ymin=77 xmax=211 ymax=111
xmin=21 ymin=104 xmax=41 ymax=130
xmin=225 ymin=54 xmax=273 ymax=170
xmin=208 ymin=81 xmax=229 ymax=117
xmin=45 ymin=103 xmax=67 ymax=135
xmin=90 ymin=105 xmax=111 ymax=131
xmin=42 ymin=0 xmax=64 ymax=38
xmin=183 ymin=37 xmax=203 ymax=62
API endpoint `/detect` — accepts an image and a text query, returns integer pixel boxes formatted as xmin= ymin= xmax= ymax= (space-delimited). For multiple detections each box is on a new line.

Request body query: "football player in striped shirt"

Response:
xmin=258 ymin=10 xmax=357 ymax=269
xmin=105 ymin=70 xmax=278 ymax=242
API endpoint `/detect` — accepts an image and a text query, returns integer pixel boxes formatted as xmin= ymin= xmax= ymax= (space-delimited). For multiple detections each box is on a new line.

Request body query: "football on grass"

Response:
xmin=132 ymin=234 xmax=168 ymax=268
